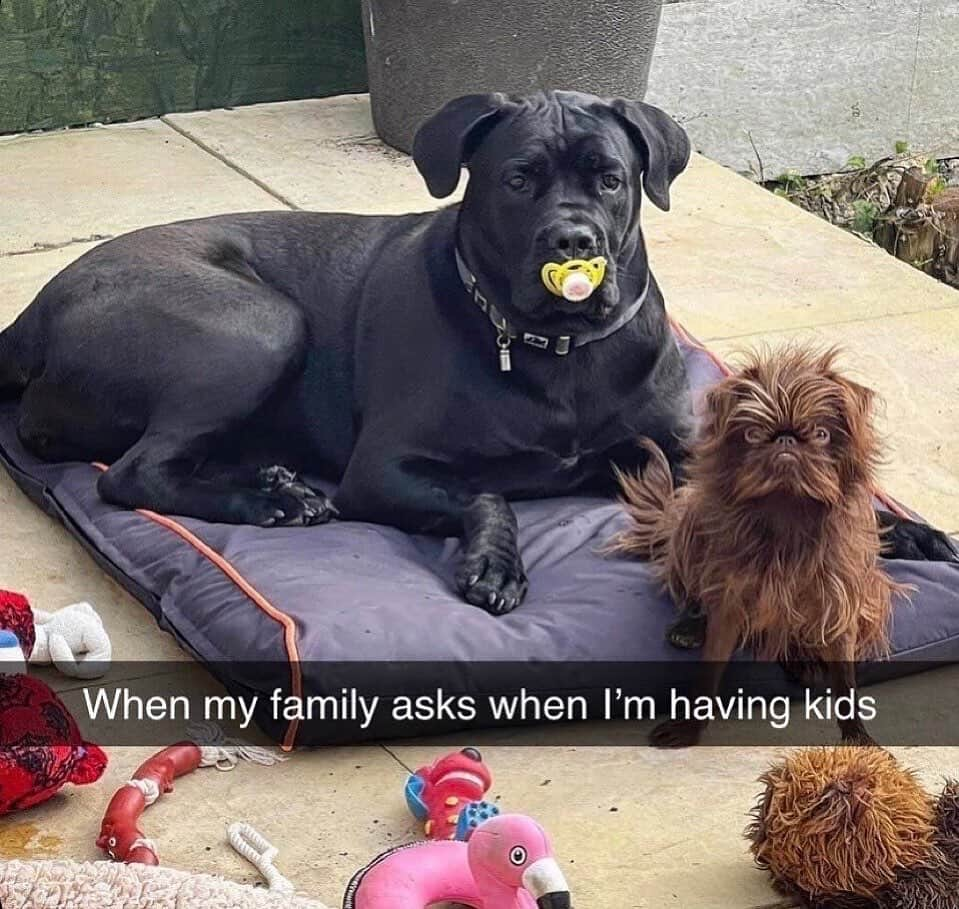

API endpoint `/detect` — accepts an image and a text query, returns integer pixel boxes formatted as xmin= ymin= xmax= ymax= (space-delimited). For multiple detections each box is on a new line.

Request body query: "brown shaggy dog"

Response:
xmin=615 ymin=346 xmax=908 ymax=747
xmin=747 ymin=746 xmax=959 ymax=909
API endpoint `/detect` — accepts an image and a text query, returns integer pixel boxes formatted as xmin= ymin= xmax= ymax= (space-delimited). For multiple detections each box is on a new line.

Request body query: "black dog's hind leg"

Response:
xmin=98 ymin=432 xmax=335 ymax=526
xmin=877 ymin=509 xmax=959 ymax=562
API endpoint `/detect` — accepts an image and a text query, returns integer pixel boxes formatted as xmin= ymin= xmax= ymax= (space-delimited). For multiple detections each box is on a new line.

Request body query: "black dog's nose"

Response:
xmin=774 ymin=432 xmax=798 ymax=447
xmin=549 ymin=223 xmax=601 ymax=260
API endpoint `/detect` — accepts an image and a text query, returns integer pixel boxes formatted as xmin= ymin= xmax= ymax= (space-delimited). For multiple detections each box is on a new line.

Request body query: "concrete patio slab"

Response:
xmin=712 ymin=307 xmax=959 ymax=528
xmin=0 ymin=242 xmax=101 ymax=327
xmin=0 ymin=120 xmax=282 ymax=257
xmin=645 ymin=155 xmax=959 ymax=342
xmin=164 ymin=95 xmax=461 ymax=214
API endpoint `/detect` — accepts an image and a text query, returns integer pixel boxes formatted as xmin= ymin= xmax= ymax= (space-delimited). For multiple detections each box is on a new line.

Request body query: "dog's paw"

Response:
xmin=271 ymin=489 xmax=337 ymax=526
xmin=256 ymin=466 xmax=338 ymax=527
xmin=456 ymin=546 xmax=528 ymax=615
xmin=649 ymin=718 xmax=705 ymax=749
xmin=666 ymin=605 xmax=707 ymax=650
xmin=880 ymin=513 xmax=959 ymax=562
xmin=839 ymin=725 xmax=879 ymax=748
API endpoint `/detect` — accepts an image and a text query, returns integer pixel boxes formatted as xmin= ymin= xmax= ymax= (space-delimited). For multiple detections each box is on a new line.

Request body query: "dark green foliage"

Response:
xmin=0 ymin=0 xmax=367 ymax=133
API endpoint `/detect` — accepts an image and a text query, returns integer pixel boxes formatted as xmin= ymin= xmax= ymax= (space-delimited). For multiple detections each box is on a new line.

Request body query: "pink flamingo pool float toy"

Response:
xmin=343 ymin=811 xmax=571 ymax=909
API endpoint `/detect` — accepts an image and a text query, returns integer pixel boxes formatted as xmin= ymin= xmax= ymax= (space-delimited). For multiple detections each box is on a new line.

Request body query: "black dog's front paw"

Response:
xmin=879 ymin=511 xmax=959 ymax=562
xmin=456 ymin=493 xmax=527 ymax=615
xmin=456 ymin=543 xmax=528 ymax=615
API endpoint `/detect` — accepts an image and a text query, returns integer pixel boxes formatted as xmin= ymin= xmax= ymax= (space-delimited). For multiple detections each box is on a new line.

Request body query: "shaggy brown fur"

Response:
xmin=614 ymin=346 xmax=908 ymax=746
xmin=747 ymin=747 xmax=959 ymax=909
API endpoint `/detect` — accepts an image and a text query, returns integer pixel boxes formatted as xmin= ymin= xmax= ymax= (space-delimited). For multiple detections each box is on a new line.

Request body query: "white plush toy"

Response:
xmin=31 ymin=601 xmax=112 ymax=679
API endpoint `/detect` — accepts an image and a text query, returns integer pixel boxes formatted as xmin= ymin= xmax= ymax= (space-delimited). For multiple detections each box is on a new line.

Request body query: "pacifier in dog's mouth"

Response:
xmin=540 ymin=257 xmax=607 ymax=302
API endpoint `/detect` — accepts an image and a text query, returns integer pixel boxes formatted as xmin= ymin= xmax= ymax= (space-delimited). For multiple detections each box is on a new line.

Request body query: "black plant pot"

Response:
xmin=361 ymin=0 xmax=665 ymax=153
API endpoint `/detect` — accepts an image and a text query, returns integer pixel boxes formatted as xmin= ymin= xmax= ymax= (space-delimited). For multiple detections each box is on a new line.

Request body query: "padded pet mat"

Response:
xmin=2 ymin=325 xmax=958 ymax=746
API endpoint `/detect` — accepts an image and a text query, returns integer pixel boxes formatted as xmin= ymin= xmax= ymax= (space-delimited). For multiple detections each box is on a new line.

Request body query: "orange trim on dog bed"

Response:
xmin=92 ymin=462 xmax=302 ymax=751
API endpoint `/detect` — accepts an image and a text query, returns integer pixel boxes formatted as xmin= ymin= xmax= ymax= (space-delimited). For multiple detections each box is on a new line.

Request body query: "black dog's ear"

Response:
xmin=413 ymin=93 xmax=510 ymax=198
xmin=609 ymin=100 xmax=691 ymax=211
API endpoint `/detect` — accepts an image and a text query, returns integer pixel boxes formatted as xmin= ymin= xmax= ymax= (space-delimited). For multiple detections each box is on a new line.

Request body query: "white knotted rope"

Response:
xmin=228 ymin=822 xmax=295 ymax=894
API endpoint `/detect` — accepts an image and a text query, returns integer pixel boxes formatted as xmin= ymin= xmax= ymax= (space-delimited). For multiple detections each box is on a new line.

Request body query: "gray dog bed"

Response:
xmin=1 ymin=324 xmax=957 ymax=746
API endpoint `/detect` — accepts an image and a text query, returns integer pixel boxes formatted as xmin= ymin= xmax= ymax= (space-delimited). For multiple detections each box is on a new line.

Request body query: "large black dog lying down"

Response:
xmin=1 ymin=91 xmax=954 ymax=617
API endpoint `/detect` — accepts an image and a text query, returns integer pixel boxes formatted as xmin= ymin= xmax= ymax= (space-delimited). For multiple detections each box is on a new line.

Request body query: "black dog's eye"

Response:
xmin=507 ymin=174 xmax=529 ymax=191
xmin=601 ymin=174 xmax=622 ymax=190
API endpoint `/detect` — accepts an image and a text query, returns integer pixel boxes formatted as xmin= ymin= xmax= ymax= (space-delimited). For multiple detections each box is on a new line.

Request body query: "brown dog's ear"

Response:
xmin=412 ymin=93 xmax=511 ymax=199
xmin=608 ymin=100 xmax=691 ymax=211
xmin=837 ymin=375 xmax=877 ymax=438
xmin=702 ymin=377 xmax=739 ymax=435
xmin=834 ymin=374 xmax=881 ymax=477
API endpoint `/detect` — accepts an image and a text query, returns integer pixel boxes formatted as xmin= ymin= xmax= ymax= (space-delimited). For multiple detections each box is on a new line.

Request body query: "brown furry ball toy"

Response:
xmin=748 ymin=747 xmax=959 ymax=909
xmin=614 ymin=345 xmax=909 ymax=747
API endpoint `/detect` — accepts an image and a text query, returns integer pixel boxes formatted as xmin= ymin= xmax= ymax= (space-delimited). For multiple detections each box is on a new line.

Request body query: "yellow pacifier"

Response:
xmin=540 ymin=257 xmax=608 ymax=302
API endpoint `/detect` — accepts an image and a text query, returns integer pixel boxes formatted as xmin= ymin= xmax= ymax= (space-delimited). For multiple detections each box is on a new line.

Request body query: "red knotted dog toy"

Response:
xmin=0 ymin=589 xmax=107 ymax=816
xmin=98 ymin=725 xmax=285 ymax=865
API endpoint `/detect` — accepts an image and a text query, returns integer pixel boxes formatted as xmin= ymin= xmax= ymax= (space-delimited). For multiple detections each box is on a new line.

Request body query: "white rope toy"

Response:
xmin=189 ymin=722 xmax=287 ymax=770
xmin=31 ymin=601 xmax=112 ymax=679
xmin=228 ymin=823 xmax=295 ymax=894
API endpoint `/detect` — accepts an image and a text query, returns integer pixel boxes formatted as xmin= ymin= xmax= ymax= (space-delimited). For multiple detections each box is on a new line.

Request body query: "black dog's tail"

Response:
xmin=0 ymin=315 xmax=37 ymax=397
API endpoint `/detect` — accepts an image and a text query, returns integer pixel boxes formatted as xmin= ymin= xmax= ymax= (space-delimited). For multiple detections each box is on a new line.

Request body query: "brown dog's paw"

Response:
xmin=839 ymin=726 xmax=879 ymax=748
xmin=649 ymin=718 xmax=705 ymax=748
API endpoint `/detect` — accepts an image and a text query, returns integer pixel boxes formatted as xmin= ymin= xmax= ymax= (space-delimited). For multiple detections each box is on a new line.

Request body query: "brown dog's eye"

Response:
xmin=812 ymin=427 xmax=830 ymax=444
xmin=602 ymin=174 xmax=622 ymax=190
xmin=744 ymin=427 xmax=766 ymax=444
xmin=507 ymin=174 xmax=528 ymax=191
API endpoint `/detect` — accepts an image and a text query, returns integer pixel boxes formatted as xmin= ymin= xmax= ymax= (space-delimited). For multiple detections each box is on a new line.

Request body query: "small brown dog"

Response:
xmin=615 ymin=345 xmax=908 ymax=747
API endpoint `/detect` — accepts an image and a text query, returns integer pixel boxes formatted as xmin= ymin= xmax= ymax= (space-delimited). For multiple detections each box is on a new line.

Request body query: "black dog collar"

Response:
xmin=455 ymin=248 xmax=651 ymax=372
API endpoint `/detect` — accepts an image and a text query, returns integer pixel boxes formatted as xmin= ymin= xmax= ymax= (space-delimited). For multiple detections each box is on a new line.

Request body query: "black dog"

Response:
xmin=0 ymin=91 xmax=953 ymax=617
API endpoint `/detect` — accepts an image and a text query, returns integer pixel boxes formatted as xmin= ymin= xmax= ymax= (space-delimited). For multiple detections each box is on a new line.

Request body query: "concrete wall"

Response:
xmin=646 ymin=0 xmax=959 ymax=177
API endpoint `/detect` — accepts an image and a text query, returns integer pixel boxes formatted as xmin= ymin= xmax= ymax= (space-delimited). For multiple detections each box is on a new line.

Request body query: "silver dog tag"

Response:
xmin=497 ymin=330 xmax=512 ymax=372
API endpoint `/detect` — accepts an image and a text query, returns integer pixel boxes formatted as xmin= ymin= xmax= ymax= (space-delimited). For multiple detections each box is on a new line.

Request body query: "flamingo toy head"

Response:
xmin=467 ymin=814 xmax=571 ymax=909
